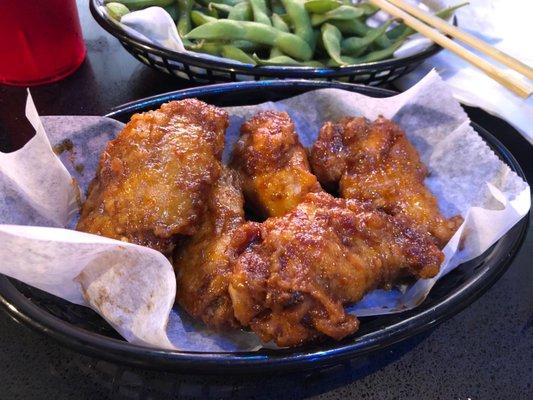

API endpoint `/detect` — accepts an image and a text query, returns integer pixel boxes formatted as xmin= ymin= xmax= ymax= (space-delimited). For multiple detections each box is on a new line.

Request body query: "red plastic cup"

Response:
xmin=0 ymin=0 xmax=86 ymax=86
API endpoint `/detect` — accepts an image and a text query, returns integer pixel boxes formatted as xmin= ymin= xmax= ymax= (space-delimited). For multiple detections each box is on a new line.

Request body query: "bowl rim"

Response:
xmin=89 ymin=0 xmax=446 ymax=76
xmin=0 ymin=80 xmax=528 ymax=373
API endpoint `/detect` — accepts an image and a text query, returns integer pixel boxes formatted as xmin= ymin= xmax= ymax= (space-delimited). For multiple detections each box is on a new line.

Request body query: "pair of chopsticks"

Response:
xmin=368 ymin=0 xmax=533 ymax=98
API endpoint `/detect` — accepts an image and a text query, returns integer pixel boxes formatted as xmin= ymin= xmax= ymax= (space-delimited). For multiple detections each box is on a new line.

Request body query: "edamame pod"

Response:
xmin=272 ymin=13 xmax=289 ymax=31
xmin=208 ymin=2 xmax=234 ymax=15
xmin=214 ymin=0 xmax=246 ymax=6
xmin=330 ymin=18 xmax=369 ymax=36
xmin=253 ymin=54 xmax=324 ymax=67
xmin=270 ymin=13 xmax=289 ymax=57
xmin=177 ymin=0 xmax=193 ymax=36
xmin=190 ymin=10 xmax=217 ymax=26
xmin=358 ymin=2 xmax=379 ymax=16
xmin=186 ymin=40 xmax=223 ymax=55
xmin=106 ymin=2 xmax=130 ymax=20
xmin=327 ymin=39 xmax=404 ymax=66
xmin=250 ymin=0 xmax=272 ymax=25
xmin=311 ymin=6 xmax=364 ymax=27
xmin=304 ymin=0 xmax=341 ymax=14
xmin=232 ymin=40 xmax=263 ymax=51
xmin=281 ymin=0 xmax=314 ymax=46
xmin=341 ymin=20 xmax=392 ymax=56
xmin=221 ymin=45 xmax=257 ymax=64
xmin=185 ymin=19 xmax=313 ymax=60
xmin=105 ymin=0 xmax=175 ymax=10
xmin=228 ymin=2 xmax=253 ymax=20
xmin=321 ymin=23 xmax=343 ymax=65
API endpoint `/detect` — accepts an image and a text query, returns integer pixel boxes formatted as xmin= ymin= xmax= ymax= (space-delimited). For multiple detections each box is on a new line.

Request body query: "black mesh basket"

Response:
xmin=89 ymin=0 xmax=447 ymax=85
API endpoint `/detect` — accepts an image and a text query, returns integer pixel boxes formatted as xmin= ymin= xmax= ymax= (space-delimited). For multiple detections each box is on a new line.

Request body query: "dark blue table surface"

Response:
xmin=0 ymin=1 xmax=531 ymax=399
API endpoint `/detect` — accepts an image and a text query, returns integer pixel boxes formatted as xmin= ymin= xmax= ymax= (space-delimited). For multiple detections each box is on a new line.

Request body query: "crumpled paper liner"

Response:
xmin=0 ymin=71 xmax=529 ymax=351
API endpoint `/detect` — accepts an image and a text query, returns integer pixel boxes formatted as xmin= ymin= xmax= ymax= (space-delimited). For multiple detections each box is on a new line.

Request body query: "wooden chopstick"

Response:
xmin=368 ymin=0 xmax=533 ymax=98
xmin=385 ymin=0 xmax=533 ymax=80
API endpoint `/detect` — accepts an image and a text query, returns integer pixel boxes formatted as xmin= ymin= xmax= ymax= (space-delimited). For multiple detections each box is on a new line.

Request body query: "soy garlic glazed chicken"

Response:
xmin=310 ymin=116 xmax=463 ymax=247
xmin=78 ymin=104 xmax=452 ymax=348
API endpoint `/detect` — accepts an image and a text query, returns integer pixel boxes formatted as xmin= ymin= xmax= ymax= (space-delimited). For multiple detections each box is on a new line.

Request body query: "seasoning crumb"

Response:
xmin=53 ymin=139 xmax=74 ymax=155
xmin=75 ymin=164 xmax=85 ymax=174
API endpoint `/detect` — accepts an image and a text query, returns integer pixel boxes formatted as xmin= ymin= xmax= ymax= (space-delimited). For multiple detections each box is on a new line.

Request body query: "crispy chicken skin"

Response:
xmin=77 ymin=99 xmax=228 ymax=253
xmin=228 ymin=192 xmax=444 ymax=347
xmin=231 ymin=111 xmax=321 ymax=218
xmin=310 ymin=116 xmax=462 ymax=247
xmin=174 ymin=166 xmax=245 ymax=330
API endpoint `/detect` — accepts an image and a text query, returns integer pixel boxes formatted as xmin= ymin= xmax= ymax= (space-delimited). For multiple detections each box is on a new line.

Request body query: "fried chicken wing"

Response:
xmin=231 ymin=111 xmax=321 ymax=218
xmin=77 ymin=99 xmax=228 ymax=253
xmin=174 ymin=166 xmax=245 ymax=330
xmin=228 ymin=192 xmax=443 ymax=347
xmin=310 ymin=116 xmax=462 ymax=247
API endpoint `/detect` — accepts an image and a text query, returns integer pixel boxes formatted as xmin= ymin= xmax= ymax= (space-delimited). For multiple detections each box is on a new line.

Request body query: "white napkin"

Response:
xmin=396 ymin=0 xmax=533 ymax=143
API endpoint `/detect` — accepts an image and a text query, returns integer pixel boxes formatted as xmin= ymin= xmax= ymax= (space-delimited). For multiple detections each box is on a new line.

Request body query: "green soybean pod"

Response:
xmin=304 ymin=0 xmax=341 ymax=14
xmin=232 ymin=40 xmax=263 ymax=51
xmin=215 ymin=0 xmax=246 ymax=5
xmin=205 ymin=6 xmax=220 ymax=17
xmin=187 ymin=40 xmax=223 ymax=55
xmin=228 ymin=2 xmax=253 ymax=20
xmin=321 ymin=23 xmax=344 ymax=65
xmin=281 ymin=0 xmax=314 ymax=46
xmin=250 ymin=0 xmax=272 ymax=25
xmin=190 ymin=10 xmax=217 ymax=26
xmin=272 ymin=12 xmax=289 ymax=31
xmin=104 ymin=0 xmax=175 ymax=10
xmin=302 ymin=60 xmax=325 ymax=67
xmin=311 ymin=5 xmax=364 ymax=27
xmin=191 ymin=6 xmax=261 ymax=51
xmin=330 ymin=18 xmax=369 ymax=36
xmin=208 ymin=2 xmax=234 ymax=15
xmin=355 ymin=39 xmax=404 ymax=62
xmin=358 ymin=2 xmax=379 ymax=17
xmin=177 ymin=0 xmax=193 ymax=36
xmin=270 ymin=12 xmax=289 ymax=57
xmin=189 ymin=38 xmax=260 ymax=54
xmin=221 ymin=45 xmax=257 ymax=64
xmin=341 ymin=20 xmax=392 ymax=56
xmin=269 ymin=47 xmax=284 ymax=57
xmin=253 ymin=54 xmax=324 ymax=67
xmin=106 ymin=2 xmax=130 ymax=20
xmin=374 ymin=34 xmax=392 ymax=49
xmin=249 ymin=0 xmax=269 ymax=14
xmin=185 ymin=19 xmax=313 ymax=60
xmin=327 ymin=38 xmax=404 ymax=66
xmin=278 ymin=13 xmax=292 ymax=26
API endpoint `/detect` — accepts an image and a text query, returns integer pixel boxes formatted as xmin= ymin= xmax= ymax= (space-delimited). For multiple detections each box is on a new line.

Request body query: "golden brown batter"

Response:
xmin=77 ymin=99 xmax=228 ymax=253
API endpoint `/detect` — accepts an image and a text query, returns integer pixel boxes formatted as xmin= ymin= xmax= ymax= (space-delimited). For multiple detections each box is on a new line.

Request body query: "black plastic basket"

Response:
xmin=90 ymin=0 xmax=447 ymax=85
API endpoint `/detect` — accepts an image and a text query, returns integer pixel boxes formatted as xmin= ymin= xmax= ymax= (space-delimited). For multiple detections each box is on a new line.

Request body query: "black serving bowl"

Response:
xmin=89 ymin=0 xmax=448 ymax=84
xmin=0 ymin=80 xmax=528 ymax=374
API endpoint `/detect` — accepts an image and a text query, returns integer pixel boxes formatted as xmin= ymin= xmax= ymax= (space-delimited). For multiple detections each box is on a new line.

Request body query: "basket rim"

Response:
xmin=89 ymin=0 xmax=448 ymax=76
xmin=0 ymin=80 xmax=528 ymax=373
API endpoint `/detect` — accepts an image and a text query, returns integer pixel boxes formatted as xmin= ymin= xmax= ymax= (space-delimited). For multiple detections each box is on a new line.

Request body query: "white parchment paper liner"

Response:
xmin=0 ymin=71 xmax=529 ymax=351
